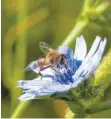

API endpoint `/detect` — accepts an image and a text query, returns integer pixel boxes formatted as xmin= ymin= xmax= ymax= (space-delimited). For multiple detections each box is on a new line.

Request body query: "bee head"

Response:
xmin=56 ymin=46 xmax=73 ymax=60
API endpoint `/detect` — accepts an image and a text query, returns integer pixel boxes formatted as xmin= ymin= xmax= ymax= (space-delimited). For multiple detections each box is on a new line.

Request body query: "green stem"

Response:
xmin=83 ymin=0 xmax=91 ymax=11
xmin=95 ymin=2 xmax=109 ymax=14
xmin=11 ymin=101 xmax=31 ymax=118
xmin=66 ymin=102 xmax=83 ymax=113
xmin=62 ymin=17 xmax=89 ymax=45
xmin=10 ymin=0 xmax=27 ymax=112
xmin=86 ymin=100 xmax=111 ymax=114
xmin=62 ymin=0 xmax=91 ymax=46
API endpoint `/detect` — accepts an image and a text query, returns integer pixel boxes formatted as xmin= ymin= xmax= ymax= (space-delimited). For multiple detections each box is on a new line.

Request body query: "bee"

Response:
xmin=23 ymin=42 xmax=67 ymax=75
xmin=37 ymin=42 xmax=65 ymax=70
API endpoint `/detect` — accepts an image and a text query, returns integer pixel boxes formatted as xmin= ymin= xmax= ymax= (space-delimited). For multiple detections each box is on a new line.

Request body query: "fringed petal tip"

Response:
xmin=103 ymin=37 xmax=107 ymax=47
xmin=17 ymin=80 xmax=23 ymax=88
xmin=17 ymin=80 xmax=29 ymax=88
xmin=95 ymin=36 xmax=107 ymax=46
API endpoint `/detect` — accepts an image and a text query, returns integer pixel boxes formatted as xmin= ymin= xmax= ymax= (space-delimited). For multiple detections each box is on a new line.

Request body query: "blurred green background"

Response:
xmin=1 ymin=0 xmax=111 ymax=118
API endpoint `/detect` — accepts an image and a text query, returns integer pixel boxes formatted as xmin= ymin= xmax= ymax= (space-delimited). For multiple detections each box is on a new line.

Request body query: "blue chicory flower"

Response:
xmin=17 ymin=36 xmax=107 ymax=102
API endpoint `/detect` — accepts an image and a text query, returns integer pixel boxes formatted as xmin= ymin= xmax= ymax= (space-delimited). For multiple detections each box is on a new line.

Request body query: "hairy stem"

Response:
xmin=86 ymin=100 xmax=111 ymax=114
xmin=62 ymin=17 xmax=89 ymax=45
xmin=62 ymin=0 xmax=91 ymax=45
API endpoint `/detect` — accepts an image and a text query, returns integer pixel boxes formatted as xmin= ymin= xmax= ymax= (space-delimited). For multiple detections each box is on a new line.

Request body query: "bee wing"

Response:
xmin=39 ymin=42 xmax=53 ymax=53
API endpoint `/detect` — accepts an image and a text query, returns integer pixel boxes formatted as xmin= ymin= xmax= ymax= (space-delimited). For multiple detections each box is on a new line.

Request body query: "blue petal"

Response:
xmin=72 ymin=37 xmax=107 ymax=87
xmin=73 ymin=59 xmax=82 ymax=73
xmin=17 ymin=77 xmax=53 ymax=90
xmin=65 ymin=58 xmax=74 ymax=69
xmin=74 ymin=35 xmax=87 ymax=61
xmin=40 ymin=67 xmax=55 ymax=77
xmin=73 ymin=36 xmax=102 ymax=79
xmin=24 ymin=61 xmax=40 ymax=73
xmin=84 ymin=38 xmax=107 ymax=78
xmin=18 ymin=77 xmax=71 ymax=102
xmin=83 ymin=36 xmax=101 ymax=64
xmin=53 ymin=66 xmax=74 ymax=84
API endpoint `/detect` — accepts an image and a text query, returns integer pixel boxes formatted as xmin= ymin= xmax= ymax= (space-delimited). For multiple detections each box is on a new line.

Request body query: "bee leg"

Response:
xmin=39 ymin=72 xmax=43 ymax=80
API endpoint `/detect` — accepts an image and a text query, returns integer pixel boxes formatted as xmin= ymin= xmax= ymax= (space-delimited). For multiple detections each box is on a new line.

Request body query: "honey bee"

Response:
xmin=23 ymin=42 xmax=67 ymax=74
xmin=37 ymin=42 xmax=65 ymax=70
